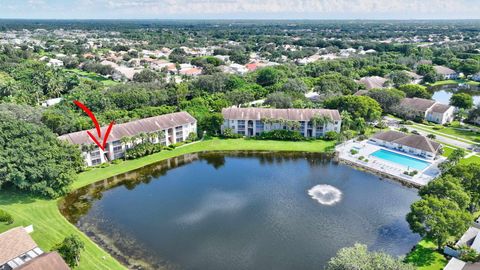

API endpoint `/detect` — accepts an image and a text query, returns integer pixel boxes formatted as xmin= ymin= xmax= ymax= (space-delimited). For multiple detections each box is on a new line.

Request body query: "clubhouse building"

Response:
xmin=370 ymin=130 xmax=442 ymax=160
xmin=59 ymin=112 xmax=197 ymax=166
xmin=221 ymin=108 xmax=342 ymax=138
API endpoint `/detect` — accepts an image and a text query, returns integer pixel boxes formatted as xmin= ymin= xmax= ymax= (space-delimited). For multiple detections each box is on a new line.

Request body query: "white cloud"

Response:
xmin=175 ymin=190 xmax=248 ymax=225
xmin=2 ymin=0 xmax=480 ymax=19
xmin=99 ymin=0 xmax=479 ymax=16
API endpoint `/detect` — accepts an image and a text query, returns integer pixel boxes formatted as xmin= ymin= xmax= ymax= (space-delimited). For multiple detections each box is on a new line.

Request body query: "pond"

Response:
xmin=431 ymin=86 xmax=480 ymax=105
xmin=61 ymin=152 xmax=420 ymax=270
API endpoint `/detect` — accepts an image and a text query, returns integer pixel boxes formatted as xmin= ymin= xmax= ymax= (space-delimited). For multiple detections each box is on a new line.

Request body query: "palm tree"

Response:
xmin=131 ymin=135 xmax=140 ymax=146
xmin=340 ymin=111 xmax=353 ymax=131
xmin=120 ymin=136 xmax=131 ymax=149
xmin=120 ymin=136 xmax=131 ymax=160
xmin=148 ymin=132 xmax=157 ymax=143
xmin=286 ymin=120 xmax=301 ymax=130
xmin=311 ymin=114 xmax=332 ymax=129
xmin=354 ymin=118 xmax=367 ymax=135
xmin=139 ymin=132 xmax=148 ymax=144
xmin=156 ymin=130 xmax=165 ymax=144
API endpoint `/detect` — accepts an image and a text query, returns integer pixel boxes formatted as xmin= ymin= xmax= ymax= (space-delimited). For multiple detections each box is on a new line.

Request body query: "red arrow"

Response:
xmin=74 ymin=100 xmax=115 ymax=151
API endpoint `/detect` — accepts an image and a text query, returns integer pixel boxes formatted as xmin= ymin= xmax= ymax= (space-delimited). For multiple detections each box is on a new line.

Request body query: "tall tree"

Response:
xmin=326 ymin=243 xmax=415 ymax=270
xmin=419 ymin=175 xmax=471 ymax=210
xmin=323 ymin=95 xmax=382 ymax=121
xmin=0 ymin=115 xmax=83 ymax=198
xmin=54 ymin=235 xmax=85 ymax=268
xmin=407 ymin=196 xmax=472 ymax=249
xmin=450 ymin=93 xmax=474 ymax=110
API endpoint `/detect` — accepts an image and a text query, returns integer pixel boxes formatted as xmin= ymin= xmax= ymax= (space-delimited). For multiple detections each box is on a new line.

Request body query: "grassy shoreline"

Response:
xmin=0 ymin=138 xmax=335 ymax=270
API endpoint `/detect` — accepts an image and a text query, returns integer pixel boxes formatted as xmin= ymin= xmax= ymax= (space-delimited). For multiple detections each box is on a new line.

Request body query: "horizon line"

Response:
xmin=1 ymin=18 xmax=480 ymax=21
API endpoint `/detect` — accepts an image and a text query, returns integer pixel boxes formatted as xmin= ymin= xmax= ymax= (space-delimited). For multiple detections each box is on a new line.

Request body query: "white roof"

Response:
xmin=444 ymin=258 xmax=466 ymax=270
xmin=471 ymin=232 xmax=480 ymax=252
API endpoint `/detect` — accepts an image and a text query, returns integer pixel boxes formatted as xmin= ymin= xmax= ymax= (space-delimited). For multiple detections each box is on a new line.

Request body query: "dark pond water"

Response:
xmin=61 ymin=152 xmax=420 ymax=270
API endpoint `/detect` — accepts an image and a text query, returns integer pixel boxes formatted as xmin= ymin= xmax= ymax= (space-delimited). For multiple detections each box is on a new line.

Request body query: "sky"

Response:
xmin=1 ymin=0 xmax=480 ymax=20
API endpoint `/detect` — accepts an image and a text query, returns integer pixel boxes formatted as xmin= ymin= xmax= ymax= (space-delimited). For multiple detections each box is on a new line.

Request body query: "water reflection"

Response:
xmin=430 ymin=85 xmax=480 ymax=105
xmin=60 ymin=151 xmax=419 ymax=270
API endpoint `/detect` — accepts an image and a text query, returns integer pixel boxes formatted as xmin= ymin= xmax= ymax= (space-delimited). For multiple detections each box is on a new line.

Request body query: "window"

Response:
xmin=90 ymin=151 xmax=100 ymax=158
xmin=255 ymin=120 xmax=264 ymax=130
xmin=91 ymin=158 xmax=102 ymax=166
xmin=112 ymin=140 xmax=122 ymax=152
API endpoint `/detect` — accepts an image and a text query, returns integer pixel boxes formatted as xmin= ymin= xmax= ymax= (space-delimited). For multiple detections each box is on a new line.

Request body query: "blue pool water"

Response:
xmin=371 ymin=149 xmax=430 ymax=170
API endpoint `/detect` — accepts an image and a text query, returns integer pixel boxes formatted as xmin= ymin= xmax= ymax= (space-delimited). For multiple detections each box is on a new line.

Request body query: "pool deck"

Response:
xmin=336 ymin=140 xmax=445 ymax=187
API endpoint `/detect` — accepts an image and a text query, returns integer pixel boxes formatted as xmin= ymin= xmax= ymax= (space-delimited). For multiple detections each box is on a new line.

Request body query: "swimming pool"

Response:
xmin=371 ymin=149 xmax=431 ymax=170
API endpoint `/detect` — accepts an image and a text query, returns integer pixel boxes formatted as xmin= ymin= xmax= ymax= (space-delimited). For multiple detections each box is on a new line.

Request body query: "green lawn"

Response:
xmin=429 ymin=79 xmax=479 ymax=87
xmin=65 ymin=68 xmax=119 ymax=86
xmin=441 ymin=145 xmax=455 ymax=157
xmin=404 ymin=238 xmax=448 ymax=270
xmin=0 ymin=137 xmax=335 ymax=270
xmin=430 ymin=80 xmax=459 ymax=87
xmin=460 ymin=155 xmax=480 ymax=165
xmin=412 ymin=124 xmax=480 ymax=144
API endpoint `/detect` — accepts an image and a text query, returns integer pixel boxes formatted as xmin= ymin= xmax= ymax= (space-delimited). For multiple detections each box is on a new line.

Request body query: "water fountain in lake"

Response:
xmin=308 ymin=185 xmax=343 ymax=206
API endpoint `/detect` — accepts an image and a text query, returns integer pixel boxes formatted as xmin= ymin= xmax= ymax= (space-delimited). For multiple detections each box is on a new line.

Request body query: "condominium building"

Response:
xmin=58 ymin=112 xmax=197 ymax=166
xmin=221 ymin=108 xmax=341 ymax=137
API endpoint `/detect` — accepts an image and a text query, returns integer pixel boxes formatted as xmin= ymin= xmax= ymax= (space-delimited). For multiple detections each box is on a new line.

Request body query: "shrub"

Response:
xmin=350 ymin=149 xmax=359 ymax=155
xmin=187 ymin=132 xmax=198 ymax=142
xmin=400 ymin=120 xmax=414 ymax=125
xmin=221 ymin=128 xmax=243 ymax=139
xmin=324 ymin=131 xmax=339 ymax=141
xmin=112 ymin=159 xmax=123 ymax=165
xmin=459 ymin=246 xmax=480 ymax=263
xmin=399 ymin=127 xmax=409 ymax=133
xmin=54 ymin=235 xmax=85 ymax=267
xmin=357 ymin=134 xmax=368 ymax=141
xmin=433 ymin=125 xmax=444 ymax=130
xmin=0 ymin=209 xmax=13 ymax=225
xmin=358 ymin=156 xmax=365 ymax=161
xmin=99 ymin=162 xmax=110 ymax=168
xmin=256 ymin=130 xmax=305 ymax=141
xmin=342 ymin=130 xmax=356 ymax=140
xmin=411 ymin=130 xmax=420 ymax=135
xmin=403 ymin=170 xmax=418 ymax=177
xmin=427 ymin=134 xmax=436 ymax=139
xmin=125 ymin=142 xmax=163 ymax=159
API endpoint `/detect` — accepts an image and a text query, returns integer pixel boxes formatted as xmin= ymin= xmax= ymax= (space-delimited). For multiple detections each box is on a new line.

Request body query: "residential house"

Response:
xmin=395 ymin=97 xmax=455 ymax=124
xmin=0 ymin=227 xmax=69 ymax=270
xmin=434 ymin=65 xmax=459 ymax=80
xmin=41 ymin=97 xmax=63 ymax=107
xmin=443 ymin=225 xmax=480 ymax=270
xmin=100 ymin=60 xmax=142 ymax=81
xmin=358 ymin=76 xmax=389 ymax=90
xmin=404 ymin=71 xmax=424 ymax=84
xmin=444 ymin=258 xmax=467 ymax=270
xmin=58 ymin=112 xmax=197 ymax=166
xmin=47 ymin=59 xmax=63 ymax=67
xmin=221 ymin=108 xmax=341 ymax=138
xmin=179 ymin=67 xmax=202 ymax=76
xmin=369 ymin=130 xmax=442 ymax=160
xmin=16 ymin=252 xmax=70 ymax=270
xmin=0 ymin=226 xmax=69 ymax=270
xmin=224 ymin=63 xmax=248 ymax=75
